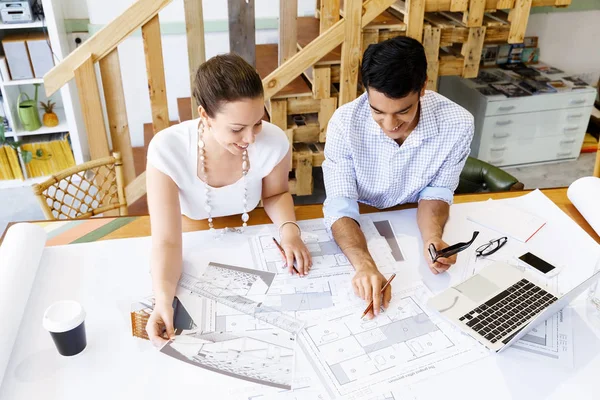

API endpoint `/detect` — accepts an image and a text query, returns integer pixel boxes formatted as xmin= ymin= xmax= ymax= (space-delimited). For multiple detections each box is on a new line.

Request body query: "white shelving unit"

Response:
xmin=0 ymin=0 xmax=86 ymax=189
xmin=0 ymin=20 xmax=44 ymax=30
xmin=2 ymin=77 xmax=44 ymax=86
xmin=3 ymin=107 xmax=68 ymax=137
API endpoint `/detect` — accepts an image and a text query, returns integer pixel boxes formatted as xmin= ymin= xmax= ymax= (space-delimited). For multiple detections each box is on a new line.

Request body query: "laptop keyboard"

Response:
xmin=458 ymin=279 xmax=558 ymax=344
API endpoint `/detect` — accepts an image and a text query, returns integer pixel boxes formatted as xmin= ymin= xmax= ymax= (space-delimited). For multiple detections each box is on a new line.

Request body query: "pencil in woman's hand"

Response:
xmin=272 ymin=237 xmax=300 ymax=274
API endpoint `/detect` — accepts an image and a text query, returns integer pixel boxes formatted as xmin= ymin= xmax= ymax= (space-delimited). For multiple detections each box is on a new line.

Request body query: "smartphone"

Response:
xmin=518 ymin=252 xmax=559 ymax=277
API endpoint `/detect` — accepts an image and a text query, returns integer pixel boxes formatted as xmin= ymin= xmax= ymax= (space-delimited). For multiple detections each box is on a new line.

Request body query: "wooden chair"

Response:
xmin=32 ymin=152 xmax=128 ymax=220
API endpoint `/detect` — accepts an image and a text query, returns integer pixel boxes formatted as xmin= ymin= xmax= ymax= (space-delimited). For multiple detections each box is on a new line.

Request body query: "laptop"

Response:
xmin=428 ymin=261 xmax=600 ymax=352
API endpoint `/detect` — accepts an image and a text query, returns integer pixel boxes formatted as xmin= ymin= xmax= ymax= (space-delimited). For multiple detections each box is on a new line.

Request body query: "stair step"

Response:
xmin=178 ymin=97 xmax=193 ymax=122
xmin=256 ymin=44 xmax=312 ymax=99
xmin=298 ymin=17 xmax=341 ymax=66
xmin=298 ymin=11 xmax=405 ymax=68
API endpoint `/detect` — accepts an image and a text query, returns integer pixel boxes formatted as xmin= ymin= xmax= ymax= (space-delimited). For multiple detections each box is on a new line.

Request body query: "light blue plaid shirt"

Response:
xmin=322 ymin=90 xmax=474 ymax=229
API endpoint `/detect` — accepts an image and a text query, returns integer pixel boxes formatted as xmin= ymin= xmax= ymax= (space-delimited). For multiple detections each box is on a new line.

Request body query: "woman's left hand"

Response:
xmin=279 ymin=226 xmax=312 ymax=276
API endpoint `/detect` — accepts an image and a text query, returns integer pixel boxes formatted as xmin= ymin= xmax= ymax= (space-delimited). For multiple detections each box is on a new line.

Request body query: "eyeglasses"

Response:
xmin=428 ymin=231 xmax=480 ymax=262
xmin=475 ymin=237 xmax=508 ymax=258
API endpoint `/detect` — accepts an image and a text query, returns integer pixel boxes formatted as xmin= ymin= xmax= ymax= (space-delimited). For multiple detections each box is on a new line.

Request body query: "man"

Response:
xmin=323 ymin=36 xmax=474 ymax=318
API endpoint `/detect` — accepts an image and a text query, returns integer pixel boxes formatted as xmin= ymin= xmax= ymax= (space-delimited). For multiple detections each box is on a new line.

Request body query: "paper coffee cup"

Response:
xmin=42 ymin=300 xmax=87 ymax=356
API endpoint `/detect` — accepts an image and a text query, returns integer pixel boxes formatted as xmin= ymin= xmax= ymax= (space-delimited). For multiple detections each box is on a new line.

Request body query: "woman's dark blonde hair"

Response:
xmin=192 ymin=53 xmax=264 ymax=118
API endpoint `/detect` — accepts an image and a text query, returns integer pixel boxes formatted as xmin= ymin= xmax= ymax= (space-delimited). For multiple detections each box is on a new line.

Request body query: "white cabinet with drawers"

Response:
xmin=439 ymin=74 xmax=596 ymax=168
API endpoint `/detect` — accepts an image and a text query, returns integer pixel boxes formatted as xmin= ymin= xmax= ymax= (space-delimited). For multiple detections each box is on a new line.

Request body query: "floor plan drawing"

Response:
xmin=256 ymin=225 xmax=351 ymax=275
xmin=153 ymin=262 xmax=304 ymax=390
xmin=373 ymin=220 xmax=405 ymax=262
xmin=253 ymin=217 xmax=397 ymax=277
xmin=298 ymin=282 xmax=487 ymax=399
xmin=161 ymin=327 xmax=296 ymax=389
xmin=508 ymin=308 xmax=573 ymax=366
xmin=200 ymin=262 xmax=276 ymax=296
xmin=260 ymin=268 xmax=357 ymax=323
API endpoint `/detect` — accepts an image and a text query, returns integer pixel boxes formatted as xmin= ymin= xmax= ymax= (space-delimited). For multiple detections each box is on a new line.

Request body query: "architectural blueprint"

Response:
xmin=158 ymin=262 xmax=302 ymax=389
xmin=509 ymin=308 xmax=572 ymax=366
xmin=253 ymin=217 xmax=397 ymax=277
xmin=297 ymin=282 xmax=488 ymax=399
xmin=136 ymin=215 xmax=490 ymax=398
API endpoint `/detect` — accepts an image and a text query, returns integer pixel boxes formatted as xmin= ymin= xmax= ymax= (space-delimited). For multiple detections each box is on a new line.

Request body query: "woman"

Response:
xmin=145 ymin=54 xmax=312 ymax=346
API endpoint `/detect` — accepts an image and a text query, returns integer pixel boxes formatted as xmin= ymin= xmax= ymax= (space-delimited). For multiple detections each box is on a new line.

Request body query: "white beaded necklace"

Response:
xmin=198 ymin=120 xmax=250 ymax=233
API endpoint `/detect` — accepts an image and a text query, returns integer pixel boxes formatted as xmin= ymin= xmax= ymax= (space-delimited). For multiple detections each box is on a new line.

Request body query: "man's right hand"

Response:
xmin=352 ymin=266 xmax=392 ymax=319
xmin=146 ymin=298 xmax=175 ymax=347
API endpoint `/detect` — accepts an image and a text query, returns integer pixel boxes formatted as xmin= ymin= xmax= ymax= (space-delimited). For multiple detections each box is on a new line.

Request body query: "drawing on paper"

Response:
xmin=263 ymin=271 xmax=360 ymax=326
xmin=298 ymin=282 xmax=487 ymax=399
xmin=153 ymin=262 xmax=304 ymax=389
xmin=254 ymin=217 xmax=398 ymax=278
xmin=302 ymin=298 xmax=452 ymax=387
xmin=510 ymin=308 xmax=573 ymax=366
xmin=200 ymin=262 xmax=275 ymax=296
xmin=373 ymin=220 xmax=405 ymax=262
xmin=257 ymin=228 xmax=351 ymax=275
xmin=161 ymin=329 xmax=296 ymax=389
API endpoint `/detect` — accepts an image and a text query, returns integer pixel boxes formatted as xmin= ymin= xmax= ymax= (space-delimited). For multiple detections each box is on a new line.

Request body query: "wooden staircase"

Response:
xmin=42 ymin=0 xmax=583 ymax=213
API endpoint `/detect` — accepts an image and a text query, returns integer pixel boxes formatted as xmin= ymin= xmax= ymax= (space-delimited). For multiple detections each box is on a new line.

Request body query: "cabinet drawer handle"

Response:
xmin=564 ymin=126 xmax=579 ymax=132
xmin=495 ymin=120 xmax=512 ymax=126
xmin=569 ymin=99 xmax=586 ymax=105
xmin=493 ymin=133 xmax=510 ymax=139
xmin=490 ymin=146 xmax=507 ymax=152
xmin=557 ymin=151 xmax=573 ymax=157
xmin=560 ymin=139 xmax=576 ymax=144
xmin=567 ymin=113 xmax=583 ymax=119
xmin=498 ymin=105 xmax=515 ymax=112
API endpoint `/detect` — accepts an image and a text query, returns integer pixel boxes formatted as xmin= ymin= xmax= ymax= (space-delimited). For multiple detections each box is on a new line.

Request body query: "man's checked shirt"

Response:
xmin=322 ymin=90 xmax=474 ymax=229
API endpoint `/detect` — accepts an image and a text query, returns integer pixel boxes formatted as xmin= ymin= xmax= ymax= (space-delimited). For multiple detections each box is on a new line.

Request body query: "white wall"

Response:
xmin=61 ymin=0 xmax=89 ymax=19
xmin=86 ymin=0 xmax=316 ymax=147
xmin=526 ymin=11 xmax=600 ymax=85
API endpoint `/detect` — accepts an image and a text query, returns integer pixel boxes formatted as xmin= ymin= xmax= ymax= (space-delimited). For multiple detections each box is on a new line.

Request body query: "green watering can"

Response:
xmin=18 ymin=83 xmax=42 ymax=131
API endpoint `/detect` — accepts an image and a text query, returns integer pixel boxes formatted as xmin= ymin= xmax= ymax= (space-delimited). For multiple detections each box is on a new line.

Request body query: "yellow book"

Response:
xmin=5 ymin=146 xmax=24 ymax=180
xmin=48 ymin=141 xmax=62 ymax=171
xmin=0 ymin=146 xmax=13 ymax=180
xmin=38 ymin=142 xmax=54 ymax=176
xmin=57 ymin=134 xmax=75 ymax=168
xmin=21 ymin=143 xmax=40 ymax=177
xmin=50 ymin=141 xmax=67 ymax=171
xmin=20 ymin=135 xmax=76 ymax=178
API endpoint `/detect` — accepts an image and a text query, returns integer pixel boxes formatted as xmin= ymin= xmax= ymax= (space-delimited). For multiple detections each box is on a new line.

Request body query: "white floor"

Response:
xmin=0 ymin=186 xmax=45 ymax=235
xmin=504 ymin=153 xmax=597 ymax=190
xmin=1 ymin=153 xmax=597 ymax=235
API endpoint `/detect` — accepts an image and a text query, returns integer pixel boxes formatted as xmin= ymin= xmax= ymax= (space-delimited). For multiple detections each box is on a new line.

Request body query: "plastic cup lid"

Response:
xmin=42 ymin=300 xmax=86 ymax=333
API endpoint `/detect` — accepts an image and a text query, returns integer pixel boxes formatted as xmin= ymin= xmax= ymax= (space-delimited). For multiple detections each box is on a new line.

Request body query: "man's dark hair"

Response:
xmin=193 ymin=53 xmax=264 ymax=117
xmin=361 ymin=36 xmax=427 ymax=99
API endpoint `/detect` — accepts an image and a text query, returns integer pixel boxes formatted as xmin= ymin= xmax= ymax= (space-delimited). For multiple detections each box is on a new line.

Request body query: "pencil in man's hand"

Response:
xmin=361 ymin=273 xmax=396 ymax=319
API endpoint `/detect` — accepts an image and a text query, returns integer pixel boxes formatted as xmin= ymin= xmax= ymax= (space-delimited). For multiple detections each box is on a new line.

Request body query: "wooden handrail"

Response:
xmin=184 ymin=0 xmax=206 ymax=120
xmin=43 ymin=0 xmax=172 ymax=96
xmin=74 ymin=55 xmax=110 ymax=159
xmin=99 ymin=49 xmax=136 ymax=185
xmin=339 ymin=0 xmax=362 ymax=105
xmin=262 ymin=0 xmax=397 ymax=100
xmin=142 ymin=15 xmax=170 ymax=134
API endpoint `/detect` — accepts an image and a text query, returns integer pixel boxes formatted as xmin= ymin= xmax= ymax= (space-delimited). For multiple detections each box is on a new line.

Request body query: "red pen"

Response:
xmin=272 ymin=237 xmax=300 ymax=274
